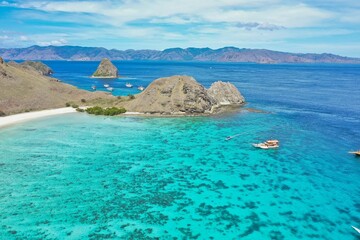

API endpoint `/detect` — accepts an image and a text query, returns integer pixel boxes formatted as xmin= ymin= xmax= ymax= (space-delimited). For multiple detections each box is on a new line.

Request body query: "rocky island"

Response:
xmin=122 ymin=75 xmax=245 ymax=115
xmin=91 ymin=58 xmax=119 ymax=78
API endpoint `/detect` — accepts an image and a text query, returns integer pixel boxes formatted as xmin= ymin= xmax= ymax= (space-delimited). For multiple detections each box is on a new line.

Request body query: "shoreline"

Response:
xmin=0 ymin=107 xmax=77 ymax=129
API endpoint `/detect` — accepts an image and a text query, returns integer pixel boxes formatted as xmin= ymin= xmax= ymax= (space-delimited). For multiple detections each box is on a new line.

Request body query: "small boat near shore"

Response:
xmin=126 ymin=83 xmax=133 ymax=88
xmin=253 ymin=140 xmax=279 ymax=149
xmin=138 ymin=86 xmax=145 ymax=91
xmin=104 ymin=84 xmax=110 ymax=88
xmin=91 ymin=85 xmax=96 ymax=90
xmin=106 ymin=87 xmax=114 ymax=91
xmin=349 ymin=150 xmax=360 ymax=156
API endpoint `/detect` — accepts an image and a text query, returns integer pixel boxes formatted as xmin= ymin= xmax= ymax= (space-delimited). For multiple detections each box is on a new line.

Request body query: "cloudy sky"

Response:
xmin=0 ymin=0 xmax=359 ymax=57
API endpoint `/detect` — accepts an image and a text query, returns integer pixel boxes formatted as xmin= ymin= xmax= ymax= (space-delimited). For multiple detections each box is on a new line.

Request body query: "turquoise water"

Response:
xmin=1 ymin=62 xmax=360 ymax=239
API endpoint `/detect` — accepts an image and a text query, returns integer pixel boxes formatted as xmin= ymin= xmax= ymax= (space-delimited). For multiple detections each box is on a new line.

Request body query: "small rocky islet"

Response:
xmin=91 ymin=58 xmax=119 ymax=78
xmin=123 ymin=75 xmax=245 ymax=115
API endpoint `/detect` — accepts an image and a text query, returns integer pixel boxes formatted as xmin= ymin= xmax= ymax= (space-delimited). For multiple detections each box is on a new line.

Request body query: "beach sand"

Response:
xmin=0 ymin=107 xmax=77 ymax=129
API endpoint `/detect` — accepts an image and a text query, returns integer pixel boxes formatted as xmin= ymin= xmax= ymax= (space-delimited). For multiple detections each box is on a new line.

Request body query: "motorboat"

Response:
xmin=138 ymin=86 xmax=145 ymax=91
xmin=106 ymin=87 xmax=114 ymax=91
xmin=349 ymin=150 xmax=360 ymax=156
xmin=104 ymin=84 xmax=110 ymax=88
xmin=91 ymin=85 xmax=96 ymax=90
xmin=352 ymin=226 xmax=360 ymax=234
xmin=126 ymin=83 xmax=133 ymax=88
xmin=253 ymin=140 xmax=279 ymax=149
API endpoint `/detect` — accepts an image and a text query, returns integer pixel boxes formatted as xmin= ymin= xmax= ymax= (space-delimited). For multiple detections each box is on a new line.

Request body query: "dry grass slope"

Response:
xmin=0 ymin=60 xmax=117 ymax=115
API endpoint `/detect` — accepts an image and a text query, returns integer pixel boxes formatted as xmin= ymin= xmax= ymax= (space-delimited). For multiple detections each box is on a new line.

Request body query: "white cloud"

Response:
xmin=38 ymin=38 xmax=68 ymax=46
xmin=18 ymin=0 xmax=332 ymax=28
xmin=20 ymin=35 xmax=29 ymax=41
xmin=0 ymin=35 xmax=9 ymax=39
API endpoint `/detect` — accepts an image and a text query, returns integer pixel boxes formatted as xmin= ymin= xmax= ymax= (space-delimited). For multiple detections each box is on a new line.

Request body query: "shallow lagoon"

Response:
xmin=1 ymin=62 xmax=359 ymax=239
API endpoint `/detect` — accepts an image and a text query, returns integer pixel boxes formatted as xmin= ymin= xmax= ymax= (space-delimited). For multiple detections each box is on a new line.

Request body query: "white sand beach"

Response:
xmin=0 ymin=107 xmax=77 ymax=129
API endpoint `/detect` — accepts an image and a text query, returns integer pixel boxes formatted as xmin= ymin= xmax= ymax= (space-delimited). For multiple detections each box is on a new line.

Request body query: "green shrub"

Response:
xmin=72 ymin=104 xmax=79 ymax=108
xmin=76 ymin=108 xmax=84 ymax=112
xmin=81 ymin=99 xmax=86 ymax=103
xmin=65 ymin=102 xmax=71 ymax=107
xmin=85 ymin=106 xmax=126 ymax=116
xmin=128 ymin=94 xmax=135 ymax=99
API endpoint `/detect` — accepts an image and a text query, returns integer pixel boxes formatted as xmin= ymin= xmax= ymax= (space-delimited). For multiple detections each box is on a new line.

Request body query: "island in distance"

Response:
xmin=0 ymin=57 xmax=244 ymax=116
xmin=91 ymin=58 xmax=119 ymax=78
xmin=1 ymin=45 xmax=359 ymax=64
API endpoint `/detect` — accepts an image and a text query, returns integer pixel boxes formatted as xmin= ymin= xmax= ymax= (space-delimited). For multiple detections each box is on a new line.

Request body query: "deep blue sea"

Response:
xmin=0 ymin=61 xmax=359 ymax=239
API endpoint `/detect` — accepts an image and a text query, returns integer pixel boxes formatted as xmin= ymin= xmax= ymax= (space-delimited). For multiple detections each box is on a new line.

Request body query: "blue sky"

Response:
xmin=0 ymin=0 xmax=359 ymax=57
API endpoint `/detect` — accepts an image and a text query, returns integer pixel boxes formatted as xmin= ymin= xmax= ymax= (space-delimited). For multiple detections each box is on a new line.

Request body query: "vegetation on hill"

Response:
xmin=85 ymin=106 xmax=126 ymax=116
xmin=20 ymin=61 xmax=53 ymax=75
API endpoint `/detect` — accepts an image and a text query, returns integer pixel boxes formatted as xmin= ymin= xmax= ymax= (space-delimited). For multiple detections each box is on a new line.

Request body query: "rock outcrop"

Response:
xmin=20 ymin=61 xmax=53 ymax=75
xmin=92 ymin=58 xmax=118 ymax=78
xmin=0 ymin=57 xmax=3 ymax=64
xmin=207 ymin=81 xmax=245 ymax=105
xmin=123 ymin=75 xmax=245 ymax=115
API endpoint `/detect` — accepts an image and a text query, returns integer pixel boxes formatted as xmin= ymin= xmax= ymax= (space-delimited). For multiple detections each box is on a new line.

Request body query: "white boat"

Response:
xmin=352 ymin=226 xmax=360 ymax=234
xmin=91 ymin=85 xmax=96 ymax=90
xmin=349 ymin=150 xmax=360 ymax=156
xmin=138 ymin=86 xmax=145 ymax=91
xmin=106 ymin=87 xmax=114 ymax=91
xmin=126 ymin=83 xmax=133 ymax=88
xmin=104 ymin=84 xmax=110 ymax=88
xmin=253 ymin=140 xmax=279 ymax=149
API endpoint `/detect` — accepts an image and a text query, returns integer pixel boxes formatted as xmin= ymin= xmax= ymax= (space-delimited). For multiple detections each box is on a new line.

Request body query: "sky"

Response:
xmin=0 ymin=0 xmax=359 ymax=57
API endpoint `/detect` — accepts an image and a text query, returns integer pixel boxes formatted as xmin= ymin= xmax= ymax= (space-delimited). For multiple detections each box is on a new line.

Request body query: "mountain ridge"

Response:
xmin=0 ymin=45 xmax=359 ymax=64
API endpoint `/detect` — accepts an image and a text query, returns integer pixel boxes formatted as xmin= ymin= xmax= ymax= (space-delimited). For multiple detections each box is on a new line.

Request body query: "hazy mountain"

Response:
xmin=0 ymin=45 xmax=359 ymax=64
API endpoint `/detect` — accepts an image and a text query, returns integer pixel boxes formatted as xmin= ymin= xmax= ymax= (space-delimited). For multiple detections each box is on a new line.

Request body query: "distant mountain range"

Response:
xmin=1 ymin=45 xmax=359 ymax=64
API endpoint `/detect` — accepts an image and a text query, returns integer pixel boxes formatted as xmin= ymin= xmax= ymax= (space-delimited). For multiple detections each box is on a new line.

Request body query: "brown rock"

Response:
xmin=207 ymin=81 xmax=245 ymax=105
xmin=124 ymin=76 xmax=215 ymax=114
xmin=92 ymin=58 xmax=118 ymax=78
xmin=123 ymin=75 xmax=245 ymax=115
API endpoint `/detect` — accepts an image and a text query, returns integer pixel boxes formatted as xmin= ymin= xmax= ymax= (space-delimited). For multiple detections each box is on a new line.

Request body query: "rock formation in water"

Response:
xmin=20 ymin=61 xmax=53 ymax=75
xmin=207 ymin=81 xmax=245 ymax=105
xmin=92 ymin=58 xmax=118 ymax=78
xmin=123 ymin=75 xmax=245 ymax=115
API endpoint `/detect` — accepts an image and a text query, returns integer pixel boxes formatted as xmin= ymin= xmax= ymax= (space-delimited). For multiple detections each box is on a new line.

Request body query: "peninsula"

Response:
xmin=0 ymin=57 xmax=244 ymax=119
xmin=91 ymin=58 xmax=118 ymax=78
xmin=0 ymin=57 xmax=116 ymax=115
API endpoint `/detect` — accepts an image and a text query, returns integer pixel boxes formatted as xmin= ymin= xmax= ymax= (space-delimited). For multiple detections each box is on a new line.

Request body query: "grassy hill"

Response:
xmin=0 ymin=57 xmax=118 ymax=115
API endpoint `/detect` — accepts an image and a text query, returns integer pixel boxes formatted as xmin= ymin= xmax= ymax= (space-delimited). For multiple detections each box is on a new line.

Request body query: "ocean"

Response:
xmin=0 ymin=61 xmax=359 ymax=239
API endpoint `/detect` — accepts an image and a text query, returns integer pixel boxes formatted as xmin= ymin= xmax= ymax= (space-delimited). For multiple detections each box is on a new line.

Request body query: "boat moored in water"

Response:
xmin=91 ymin=85 xmax=96 ymax=90
xmin=104 ymin=84 xmax=110 ymax=88
xmin=126 ymin=83 xmax=133 ymax=88
xmin=106 ymin=87 xmax=114 ymax=91
xmin=253 ymin=140 xmax=279 ymax=149
xmin=349 ymin=150 xmax=360 ymax=156
xmin=138 ymin=86 xmax=145 ymax=91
